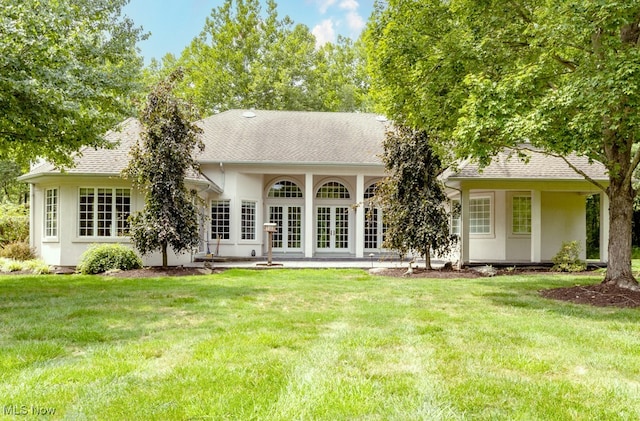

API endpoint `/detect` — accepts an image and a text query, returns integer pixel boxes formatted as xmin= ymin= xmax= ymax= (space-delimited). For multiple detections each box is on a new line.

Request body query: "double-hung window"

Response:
xmin=211 ymin=200 xmax=230 ymax=240
xmin=512 ymin=195 xmax=532 ymax=235
xmin=241 ymin=201 xmax=256 ymax=241
xmin=469 ymin=196 xmax=491 ymax=235
xmin=44 ymin=188 xmax=58 ymax=238
xmin=78 ymin=188 xmax=131 ymax=237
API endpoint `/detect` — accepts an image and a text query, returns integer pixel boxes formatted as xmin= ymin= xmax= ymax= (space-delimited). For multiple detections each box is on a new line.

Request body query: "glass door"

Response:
xmin=316 ymin=206 xmax=350 ymax=251
xmin=269 ymin=206 xmax=302 ymax=252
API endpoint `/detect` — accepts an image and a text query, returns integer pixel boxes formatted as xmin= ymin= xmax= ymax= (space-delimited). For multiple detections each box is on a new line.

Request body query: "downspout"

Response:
xmin=443 ymin=181 xmax=464 ymax=270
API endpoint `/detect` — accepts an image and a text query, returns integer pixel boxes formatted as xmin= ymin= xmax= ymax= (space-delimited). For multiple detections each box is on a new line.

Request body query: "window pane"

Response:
xmin=115 ymin=189 xmax=131 ymax=236
xmin=241 ymin=201 xmax=256 ymax=240
xmin=512 ymin=196 xmax=532 ymax=234
xmin=469 ymin=197 xmax=491 ymax=234
xmin=316 ymin=182 xmax=350 ymax=199
xmin=211 ymin=200 xmax=230 ymax=240
xmin=365 ymin=207 xmax=378 ymax=249
xmin=97 ymin=188 xmax=113 ymax=237
xmin=268 ymin=181 xmax=302 ymax=198
xmin=45 ymin=188 xmax=58 ymax=237
xmin=79 ymin=188 xmax=94 ymax=236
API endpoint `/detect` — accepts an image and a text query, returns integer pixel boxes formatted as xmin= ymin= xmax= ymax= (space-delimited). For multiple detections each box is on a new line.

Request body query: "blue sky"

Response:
xmin=123 ymin=0 xmax=375 ymax=64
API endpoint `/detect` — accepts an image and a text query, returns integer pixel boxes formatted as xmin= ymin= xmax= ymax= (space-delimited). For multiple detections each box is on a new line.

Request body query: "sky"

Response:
xmin=123 ymin=0 xmax=375 ymax=64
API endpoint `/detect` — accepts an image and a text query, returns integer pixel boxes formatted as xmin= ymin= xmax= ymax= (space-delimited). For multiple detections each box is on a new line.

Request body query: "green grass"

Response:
xmin=0 ymin=269 xmax=639 ymax=420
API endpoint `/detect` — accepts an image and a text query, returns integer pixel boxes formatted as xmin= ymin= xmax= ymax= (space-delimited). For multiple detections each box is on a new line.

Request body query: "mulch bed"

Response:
xmin=539 ymin=283 xmax=640 ymax=308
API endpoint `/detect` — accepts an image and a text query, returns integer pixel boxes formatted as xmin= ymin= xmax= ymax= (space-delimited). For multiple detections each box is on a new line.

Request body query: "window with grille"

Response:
xmin=316 ymin=181 xmax=350 ymax=199
xmin=450 ymin=199 xmax=461 ymax=235
xmin=512 ymin=195 xmax=532 ymax=235
xmin=268 ymin=180 xmax=303 ymax=198
xmin=211 ymin=200 xmax=230 ymax=240
xmin=469 ymin=197 xmax=491 ymax=234
xmin=44 ymin=188 xmax=58 ymax=238
xmin=241 ymin=201 xmax=256 ymax=240
xmin=78 ymin=188 xmax=130 ymax=237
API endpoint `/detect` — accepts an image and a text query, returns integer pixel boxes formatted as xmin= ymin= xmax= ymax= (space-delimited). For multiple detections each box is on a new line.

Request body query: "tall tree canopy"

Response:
xmin=145 ymin=0 xmax=370 ymax=114
xmin=366 ymin=0 xmax=640 ymax=289
xmin=0 ymin=0 xmax=146 ymax=167
xmin=376 ymin=125 xmax=456 ymax=269
xmin=123 ymin=69 xmax=203 ymax=268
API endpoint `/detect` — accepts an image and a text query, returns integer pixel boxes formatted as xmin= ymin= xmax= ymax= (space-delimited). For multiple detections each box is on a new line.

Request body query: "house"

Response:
xmin=19 ymin=109 xmax=609 ymax=267
xmin=442 ymin=146 xmax=609 ymax=264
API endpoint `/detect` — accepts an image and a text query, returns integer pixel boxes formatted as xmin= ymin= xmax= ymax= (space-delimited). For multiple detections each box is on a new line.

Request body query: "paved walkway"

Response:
xmin=187 ymin=257 xmax=440 ymax=270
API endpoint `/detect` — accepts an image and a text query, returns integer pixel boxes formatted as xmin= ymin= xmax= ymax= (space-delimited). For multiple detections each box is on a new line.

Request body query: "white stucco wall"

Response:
xmin=541 ymin=191 xmax=587 ymax=260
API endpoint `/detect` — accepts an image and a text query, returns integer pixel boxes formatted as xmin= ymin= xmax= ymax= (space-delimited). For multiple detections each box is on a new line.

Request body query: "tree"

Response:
xmin=122 ymin=69 xmax=203 ymax=268
xmin=375 ymin=125 xmax=457 ymax=269
xmin=161 ymin=0 xmax=370 ymax=114
xmin=0 ymin=0 xmax=145 ymax=167
xmin=366 ymin=0 xmax=640 ymax=289
xmin=0 ymin=161 xmax=28 ymax=204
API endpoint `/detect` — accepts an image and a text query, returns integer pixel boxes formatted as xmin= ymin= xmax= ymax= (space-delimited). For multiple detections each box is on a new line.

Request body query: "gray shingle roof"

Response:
xmin=444 ymin=146 xmax=608 ymax=181
xmin=196 ymin=110 xmax=387 ymax=164
xmin=22 ymin=117 xmax=142 ymax=179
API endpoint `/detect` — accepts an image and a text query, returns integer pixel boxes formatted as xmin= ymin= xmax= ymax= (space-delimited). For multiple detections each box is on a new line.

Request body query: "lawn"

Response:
xmin=0 ymin=269 xmax=639 ymax=420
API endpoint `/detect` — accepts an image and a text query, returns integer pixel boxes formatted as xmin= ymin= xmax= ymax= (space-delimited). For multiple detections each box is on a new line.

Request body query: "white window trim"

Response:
xmin=469 ymin=193 xmax=494 ymax=238
xmin=239 ymin=199 xmax=259 ymax=243
xmin=508 ymin=192 xmax=532 ymax=238
xmin=210 ymin=199 xmax=231 ymax=242
xmin=43 ymin=187 xmax=59 ymax=242
xmin=76 ymin=187 xmax=131 ymax=240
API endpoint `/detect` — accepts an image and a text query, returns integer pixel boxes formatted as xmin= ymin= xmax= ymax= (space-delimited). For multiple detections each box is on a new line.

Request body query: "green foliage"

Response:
xmin=374 ymin=125 xmax=456 ymax=267
xmin=365 ymin=1 xmax=640 ymax=285
xmin=76 ymin=244 xmax=142 ymax=274
xmin=552 ymin=241 xmax=587 ymax=272
xmin=0 ymin=241 xmax=35 ymax=261
xmin=0 ymin=257 xmax=50 ymax=274
xmin=149 ymin=0 xmax=370 ymax=114
xmin=0 ymin=0 xmax=146 ymax=167
xmin=0 ymin=204 xmax=29 ymax=245
xmin=0 ymin=161 xmax=28 ymax=204
xmin=123 ymin=69 xmax=203 ymax=267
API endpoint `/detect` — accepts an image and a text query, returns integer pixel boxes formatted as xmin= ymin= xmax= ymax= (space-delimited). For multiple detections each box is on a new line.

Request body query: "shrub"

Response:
xmin=0 ymin=204 xmax=29 ymax=245
xmin=0 ymin=241 xmax=35 ymax=261
xmin=76 ymin=243 xmax=143 ymax=274
xmin=1 ymin=259 xmax=23 ymax=272
xmin=552 ymin=240 xmax=587 ymax=272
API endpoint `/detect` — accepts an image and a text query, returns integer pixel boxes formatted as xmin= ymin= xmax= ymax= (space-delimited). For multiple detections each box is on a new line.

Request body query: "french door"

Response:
xmin=316 ymin=206 xmax=350 ymax=251
xmin=269 ymin=206 xmax=302 ymax=252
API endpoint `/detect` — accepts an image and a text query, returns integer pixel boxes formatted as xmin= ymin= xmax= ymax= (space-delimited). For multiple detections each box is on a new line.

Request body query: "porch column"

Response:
xmin=355 ymin=174 xmax=365 ymax=258
xmin=304 ymin=172 xmax=314 ymax=258
xmin=460 ymin=187 xmax=470 ymax=267
xmin=600 ymin=192 xmax=609 ymax=263
xmin=531 ymin=189 xmax=542 ymax=263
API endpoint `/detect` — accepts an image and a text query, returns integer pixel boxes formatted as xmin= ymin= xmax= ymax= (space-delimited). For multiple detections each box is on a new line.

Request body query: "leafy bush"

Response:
xmin=77 ymin=243 xmax=143 ymax=274
xmin=0 ymin=258 xmax=23 ymax=272
xmin=0 ymin=241 xmax=35 ymax=261
xmin=0 ymin=204 xmax=29 ymax=245
xmin=552 ymin=241 xmax=587 ymax=272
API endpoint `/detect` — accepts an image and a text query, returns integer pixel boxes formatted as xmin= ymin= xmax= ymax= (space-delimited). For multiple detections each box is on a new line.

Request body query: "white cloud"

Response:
xmin=339 ymin=0 xmax=359 ymax=11
xmin=312 ymin=19 xmax=336 ymax=46
xmin=316 ymin=0 xmax=337 ymax=14
xmin=345 ymin=11 xmax=365 ymax=33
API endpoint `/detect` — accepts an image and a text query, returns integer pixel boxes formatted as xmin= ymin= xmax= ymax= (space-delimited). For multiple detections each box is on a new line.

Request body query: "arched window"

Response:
xmin=364 ymin=183 xmax=378 ymax=199
xmin=316 ymin=181 xmax=350 ymax=199
xmin=268 ymin=180 xmax=303 ymax=198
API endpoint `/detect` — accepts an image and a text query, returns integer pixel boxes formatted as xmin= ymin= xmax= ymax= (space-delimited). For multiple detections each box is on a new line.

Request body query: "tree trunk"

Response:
xmin=161 ymin=241 xmax=168 ymax=269
xmin=603 ymin=179 xmax=638 ymax=290
xmin=424 ymin=244 xmax=432 ymax=270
